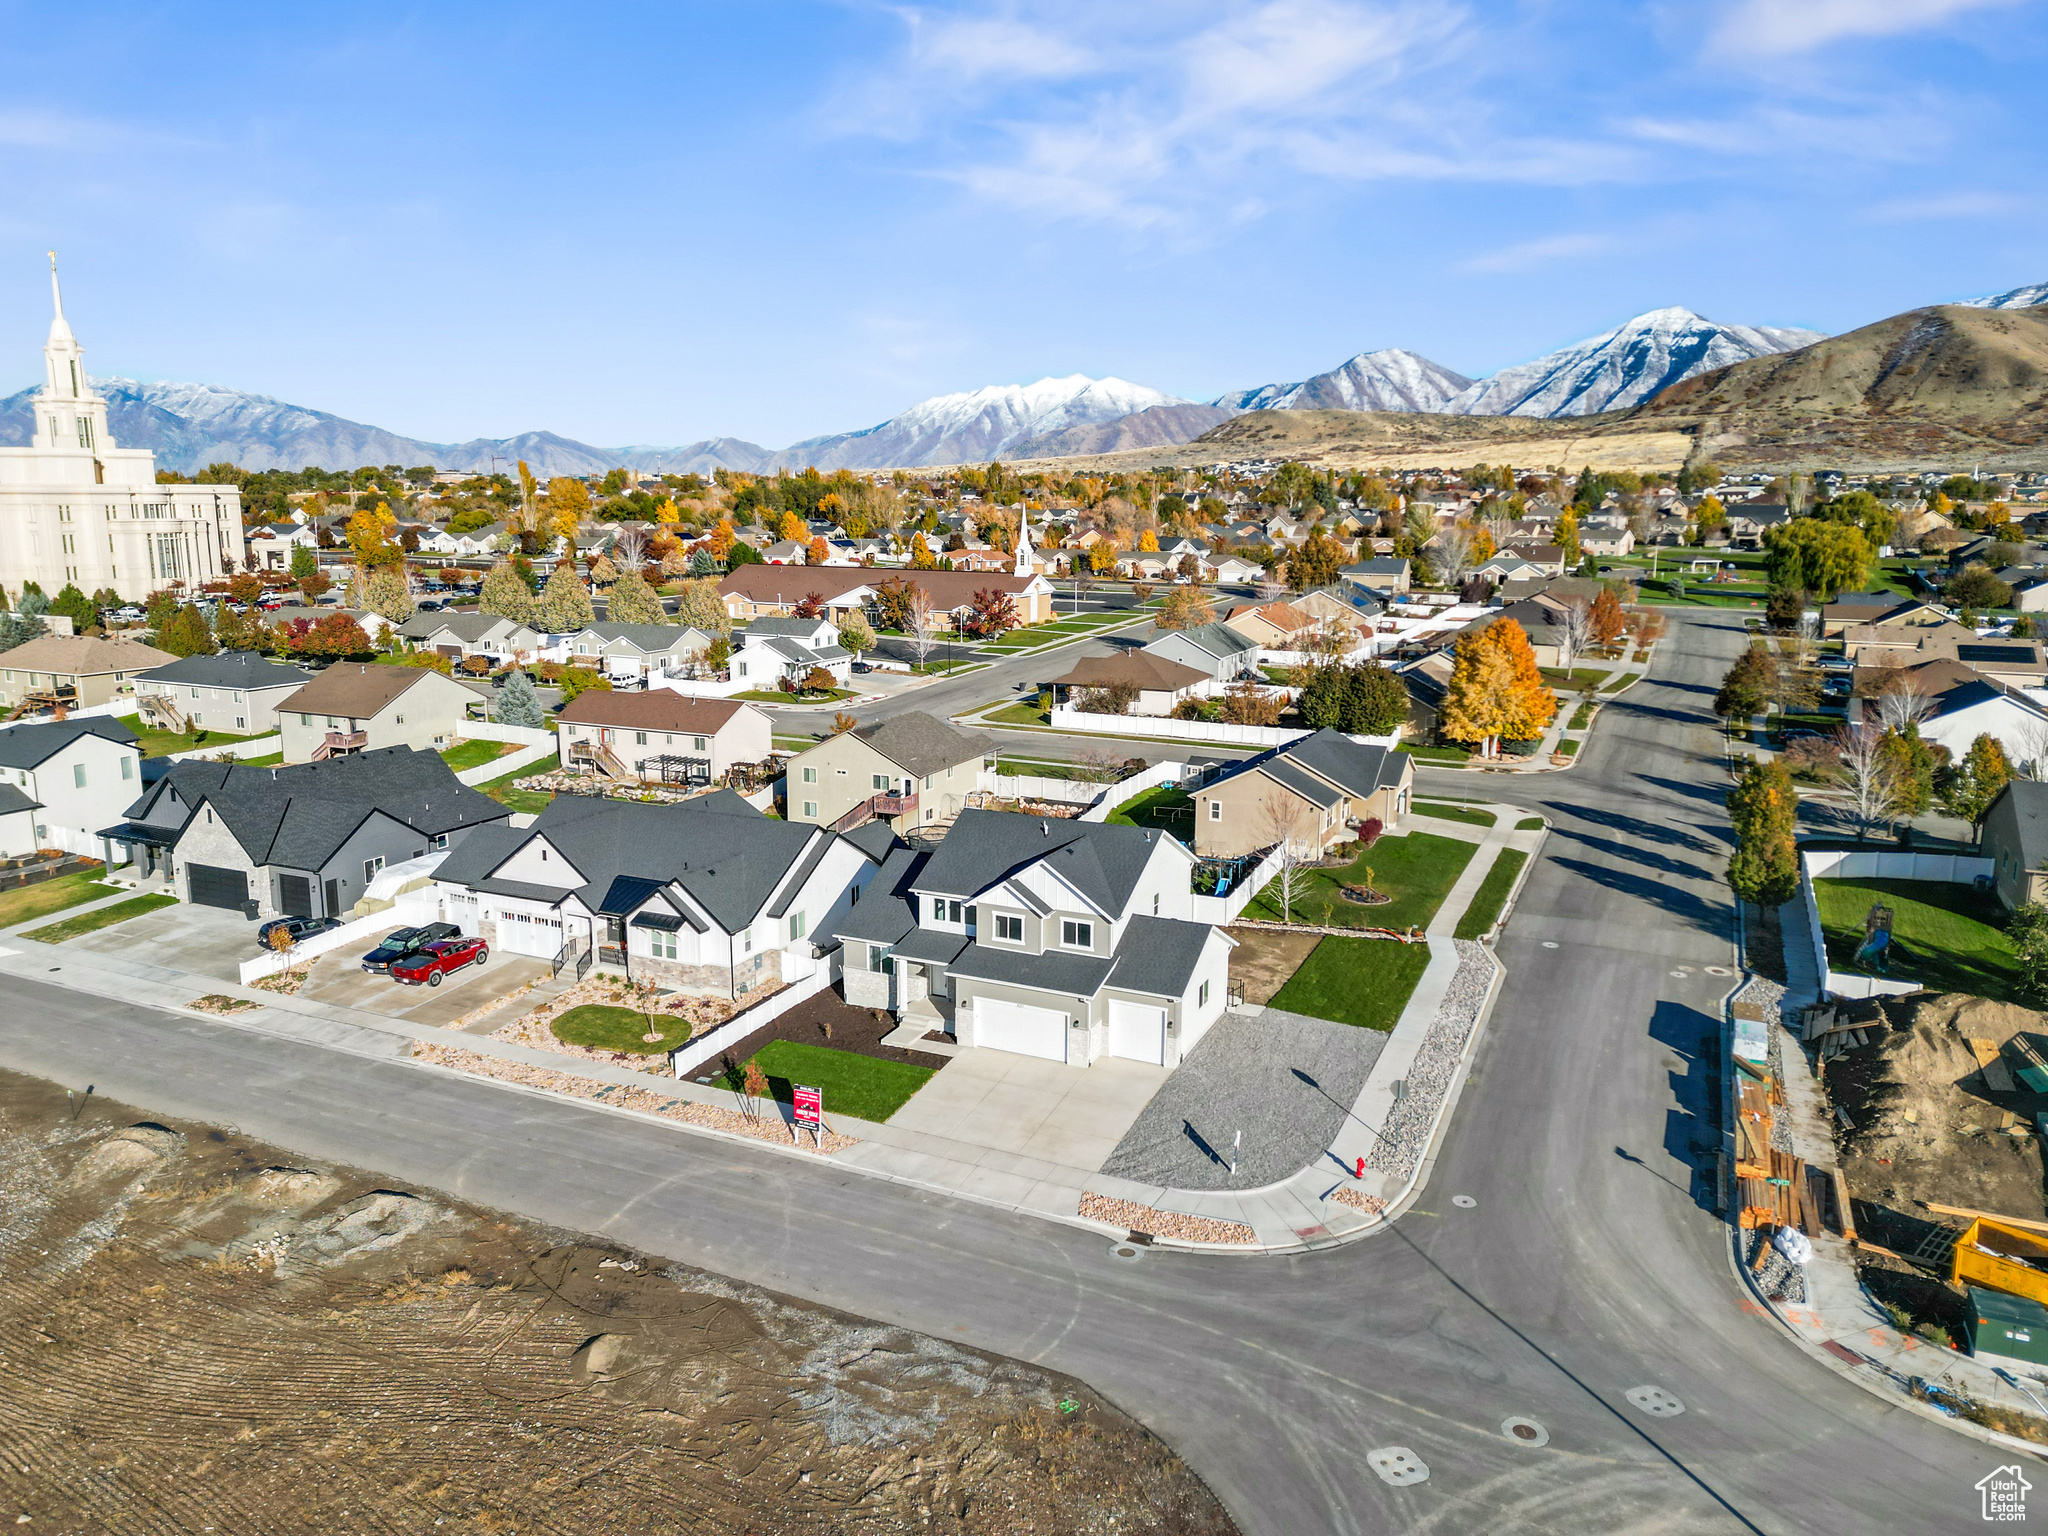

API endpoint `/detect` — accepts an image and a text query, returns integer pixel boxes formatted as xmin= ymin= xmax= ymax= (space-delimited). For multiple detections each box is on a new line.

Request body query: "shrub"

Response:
xmin=1358 ymin=816 xmax=1383 ymax=848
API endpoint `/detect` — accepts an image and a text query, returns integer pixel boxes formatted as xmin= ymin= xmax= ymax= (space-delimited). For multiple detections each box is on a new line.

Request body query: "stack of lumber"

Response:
xmin=1737 ymin=1147 xmax=1810 ymax=1230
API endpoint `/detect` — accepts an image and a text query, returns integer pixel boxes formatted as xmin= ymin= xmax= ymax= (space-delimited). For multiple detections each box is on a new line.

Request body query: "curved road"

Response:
xmin=0 ymin=608 xmax=1998 ymax=1531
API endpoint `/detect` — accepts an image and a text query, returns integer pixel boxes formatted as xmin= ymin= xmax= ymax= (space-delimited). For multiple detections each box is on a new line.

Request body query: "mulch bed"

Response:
xmin=689 ymin=988 xmax=951 ymax=1075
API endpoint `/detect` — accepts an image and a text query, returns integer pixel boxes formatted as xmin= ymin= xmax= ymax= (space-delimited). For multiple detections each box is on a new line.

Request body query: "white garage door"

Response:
xmin=973 ymin=998 xmax=1067 ymax=1062
xmin=1108 ymin=1000 xmax=1167 ymax=1065
xmin=496 ymin=910 xmax=565 ymax=958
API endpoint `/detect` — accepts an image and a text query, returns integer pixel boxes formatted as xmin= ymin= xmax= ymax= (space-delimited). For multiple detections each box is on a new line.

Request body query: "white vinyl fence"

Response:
xmin=669 ymin=966 xmax=834 ymax=1079
xmin=236 ymin=888 xmax=443 ymax=985
xmin=453 ymin=718 xmax=556 ymax=786
xmin=1797 ymin=847 xmax=1994 ymax=1001
xmin=1049 ymin=705 xmax=1308 ymax=748
xmin=166 ymin=733 xmax=283 ymax=763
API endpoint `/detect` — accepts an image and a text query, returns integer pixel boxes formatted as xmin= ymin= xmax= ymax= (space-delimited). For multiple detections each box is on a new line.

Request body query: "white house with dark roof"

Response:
xmin=1141 ymin=621 xmax=1262 ymax=685
xmin=430 ymin=789 xmax=877 ymax=995
xmin=830 ymin=808 xmax=1232 ymax=1067
xmin=133 ymin=650 xmax=311 ymax=736
xmin=0 ymin=715 xmax=141 ymax=858
xmin=565 ymin=621 xmax=719 ymax=683
xmin=730 ymin=615 xmax=852 ymax=690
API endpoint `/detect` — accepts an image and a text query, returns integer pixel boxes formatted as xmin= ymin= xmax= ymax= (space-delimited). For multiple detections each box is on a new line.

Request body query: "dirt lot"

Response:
xmin=697 ymin=989 xmax=953 ymax=1076
xmin=1222 ymin=927 xmax=1320 ymax=1007
xmin=0 ymin=1068 xmax=1231 ymax=1536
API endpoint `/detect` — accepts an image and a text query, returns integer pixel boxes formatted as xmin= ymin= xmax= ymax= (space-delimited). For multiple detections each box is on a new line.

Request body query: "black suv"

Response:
xmin=256 ymin=914 xmax=341 ymax=950
xmin=361 ymin=922 xmax=460 ymax=975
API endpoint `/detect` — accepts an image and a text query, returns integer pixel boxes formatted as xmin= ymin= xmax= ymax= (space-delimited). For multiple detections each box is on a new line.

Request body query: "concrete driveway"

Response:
xmin=881 ymin=1048 xmax=1170 ymax=1180
xmin=60 ymin=900 xmax=265 ymax=984
xmin=296 ymin=927 xmax=550 ymax=1028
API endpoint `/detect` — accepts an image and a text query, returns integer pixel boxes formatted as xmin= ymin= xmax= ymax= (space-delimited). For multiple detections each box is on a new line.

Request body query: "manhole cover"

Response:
xmin=1626 ymin=1385 xmax=1685 ymax=1417
xmin=1366 ymin=1447 xmax=1429 ymax=1486
xmin=1541 ymin=941 xmax=1559 ymax=949
xmin=1110 ymin=1244 xmax=1142 ymax=1262
xmin=1451 ymin=1195 xmax=1478 ymax=1209
xmin=1501 ymin=1416 xmax=1548 ymax=1447
xmin=1668 ymin=970 xmax=1688 ymax=978
xmin=1704 ymin=965 xmax=1734 ymax=976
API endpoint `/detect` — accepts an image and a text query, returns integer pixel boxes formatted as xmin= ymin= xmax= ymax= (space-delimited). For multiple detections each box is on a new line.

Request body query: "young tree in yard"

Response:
xmin=801 ymin=665 xmax=837 ymax=695
xmin=533 ymin=564 xmax=594 ymax=632
xmin=836 ymin=611 xmax=874 ymax=660
xmin=904 ymin=585 xmax=938 ymax=669
xmin=966 ymin=587 xmax=1020 ymax=639
xmin=1872 ymin=668 xmax=1934 ymax=734
xmin=606 ymin=567 xmax=665 ymax=624
xmin=1724 ymin=759 xmax=1800 ymax=907
xmin=1430 ymin=524 xmax=1475 ymax=588
xmin=364 ymin=567 xmax=415 ymax=624
xmin=831 ymin=711 xmax=858 ymax=735
xmin=909 ymin=532 xmax=938 ymax=570
xmin=807 ymin=535 xmax=830 ymax=565
xmin=1154 ymin=586 xmax=1214 ymax=631
xmin=1834 ymin=722 xmax=1903 ymax=840
xmin=1217 ymin=679 xmax=1283 ymax=726
xmin=1712 ymin=646 xmax=1775 ymax=719
xmin=1589 ymin=586 xmax=1627 ymax=651
xmin=1258 ymin=787 xmax=1317 ymax=922
xmin=1554 ymin=508 xmax=1580 ymax=567
xmin=872 ymin=575 xmax=915 ymax=632
xmin=1938 ymin=732 xmax=2013 ymax=831
xmin=1879 ymin=725 xmax=1944 ymax=821
xmin=557 ymin=666 xmax=610 ymax=702
xmin=297 ymin=569 xmax=333 ymax=605
xmin=479 ymin=559 xmax=535 ymax=622
xmin=792 ymin=591 xmax=826 ymax=620
xmin=495 ymin=668 xmax=546 ymax=728
xmin=289 ymin=543 xmax=319 ymax=583
xmin=2007 ymin=904 xmax=2048 ymax=1004
xmin=1075 ymin=682 xmax=1138 ymax=715
xmin=1555 ymin=599 xmax=1593 ymax=673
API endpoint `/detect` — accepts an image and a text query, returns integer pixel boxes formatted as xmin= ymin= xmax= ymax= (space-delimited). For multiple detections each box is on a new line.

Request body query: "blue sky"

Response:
xmin=2 ymin=0 xmax=2042 ymax=450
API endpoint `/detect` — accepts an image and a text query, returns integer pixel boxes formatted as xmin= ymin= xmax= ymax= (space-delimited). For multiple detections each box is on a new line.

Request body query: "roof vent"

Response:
xmin=1040 ymin=822 xmax=1048 ymax=835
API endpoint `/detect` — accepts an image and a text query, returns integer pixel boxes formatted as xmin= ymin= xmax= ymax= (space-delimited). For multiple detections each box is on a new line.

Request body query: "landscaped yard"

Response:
xmin=0 ymin=871 xmax=119 ymax=930
xmin=24 ymin=892 xmax=179 ymax=943
xmin=748 ymin=1039 xmax=934 ymax=1123
xmin=115 ymin=714 xmax=265 ymax=759
xmin=982 ymin=698 xmax=1051 ymax=728
xmin=1814 ymin=877 xmax=2024 ymax=1001
xmin=478 ymin=753 xmax=556 ymax=815
xmin=1269 ymin=935 xmax=1431 ymax=1030
xmin=1516 ymin=815 xmax=1545 ymax=831
xmin=551 ymin=1003 xmax=695 ymax=1055
xmin=1106 ymin=785 xmax=1193 ymax=834
xmin=1244 ymin=830 xmax=1477 ymax=932
xmin=438 ymin=738 xmax=521 ymax=773
xmin=1398 ymin=742 xmax=1473 ymax=764
xmin=1538 ymin=666 xmax=1617 ymax=691
xmin=1456 ymin=849 xmax=1529 ymax=941
xmin=731 ymin=687 xmax=857 ymax=704
xmin=1412 ymin=800 xmax=1495 ymax=829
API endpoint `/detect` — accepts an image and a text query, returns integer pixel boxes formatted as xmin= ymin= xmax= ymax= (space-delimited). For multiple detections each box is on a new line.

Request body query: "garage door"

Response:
xmin=187 ymin=863 xmax=249 ymax=910
xmin=1108 ymin=1000 xmax=1167 ymax=1065
xmin=278 ymin=875 xmax=313 ymax=917
xmin=973 ymin=998 xmax=1067 ymax=1062
xmin=496 ymin=910 xmax=565 ymax=958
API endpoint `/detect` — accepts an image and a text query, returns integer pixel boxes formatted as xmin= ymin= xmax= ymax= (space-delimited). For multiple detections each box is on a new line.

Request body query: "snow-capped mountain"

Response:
xmin=1442 ymin=307 xmax=1827 ymax=417
xmin=764 ymin=375 xmax=1190 ymax=471
xmin=1961 ymin=281 xmax=2048 ymax=310
xmin=1212 ymin=348 xmax=1473 ymax=414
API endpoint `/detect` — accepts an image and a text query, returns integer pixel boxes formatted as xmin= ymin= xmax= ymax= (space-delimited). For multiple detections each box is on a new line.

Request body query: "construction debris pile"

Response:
xmin=1734 ymin=1061 xmax=1846 ymax=1237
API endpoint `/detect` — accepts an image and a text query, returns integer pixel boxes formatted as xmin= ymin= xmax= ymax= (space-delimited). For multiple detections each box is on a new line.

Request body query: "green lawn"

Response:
xmin=1245 ymin=830 xmax=1477 ymax=931
xmin=983 ymin=699 xmax=1052 ymax=727
xmin=1568 ymin=701 xmax=1595 ymax=731
xmin=1412 ymin=800 xmax=1496 ymax=829
xmin=439 ymin=738 xmax=520 ymax=773
xmin=995 ymin=756 xmax=1083 ymax=777
xmin=1555 ymin=739 xmax=1579 ymax=758
xmin=1600 ymin=672 xmax=1644 ymax=693
xmin=24 ymin=893 xmax=178 ymax=943
xmin=1456 ymin=849 xmax=1529 ymax=941
xmin=1516 ymin=815 xmax=1545 ymax=831
xmin=242 ymin=752 xmax=285 ymax=767
xmin=552 ymin=1003 xmax=695 ymax=1055
xmin=1269 ymin=936 xmax=1431 ymax=1030
xmin=0 ymin=871 xmax=120 ymax=930
xmin=1813 ymin=877 xmax=2025 ymax=1002
xmin=731 ymin=687 xmax=856 ymax=704
xmin=749 ymin=1040 xmax=934 ymax=1123
xmin=1107 ymin=785 xmax=1193 ymax=833
xmin=114 ymin=714 xmax=264 ymax=759
xmin=1398 ymin=742 xmax=1474 ymax=764
xmin=478 ymin=752 xmax=557 ymax=815
xmin=1538 ymin=666 xmax=1617 ymax=691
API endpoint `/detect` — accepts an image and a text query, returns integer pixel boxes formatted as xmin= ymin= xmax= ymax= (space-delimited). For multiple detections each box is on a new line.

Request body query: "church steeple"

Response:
xmin=33 ymin=253 xmax=111 ymax=456
xmin=1013 ymin=504 xmax=1036 ymax=577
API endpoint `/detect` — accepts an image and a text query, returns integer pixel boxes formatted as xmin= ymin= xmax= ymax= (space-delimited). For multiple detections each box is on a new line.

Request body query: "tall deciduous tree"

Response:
xmin=533 ymin=565 xmax=594 ymax=632
xmin=1939 ymin=732 xmax=2013 ymax=831
xmin=1725 ymin=759 xmax=1800 ymax=906
xmin=672 ymin=577 xmax=731 ymax=637
xmin=545 ymin=477 xmax=591 ymax=543
xmin=363 ymin=567 xmax=415 ymax=624
xmin=1286 ymin=527 xmax=1342 ymax=591
xmin=1440 ymin=630 xmax=1514 ymax=756
xmin=479 ymin=559 xmax=534 ymax=622
xmin=1762 ymin=519 xmax=1871 ymax=601
xmin=1588 ymin=587 xmax=1627 ymax=650
xmin=606 ymin=568 xmax=664 ymax=625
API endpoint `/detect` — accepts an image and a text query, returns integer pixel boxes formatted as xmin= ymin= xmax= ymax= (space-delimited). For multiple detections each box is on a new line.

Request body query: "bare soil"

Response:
xmin=695 ymin=989 xmax=953 ymax=1076
xmin=1221 ymin=927 xmax=1320 ymax=1007
xmin=0 ymin=1068 xmax=1232 ymax=1536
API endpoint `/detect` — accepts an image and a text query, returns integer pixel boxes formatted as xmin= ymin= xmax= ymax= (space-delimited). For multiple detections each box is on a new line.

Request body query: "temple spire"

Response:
xmin=47 ymin=251 xmax=73 ymax=346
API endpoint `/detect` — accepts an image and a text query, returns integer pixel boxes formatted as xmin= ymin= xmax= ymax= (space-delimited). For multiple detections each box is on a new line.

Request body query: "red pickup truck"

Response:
xmin=388 ymin=936 xmax=490 ymax=987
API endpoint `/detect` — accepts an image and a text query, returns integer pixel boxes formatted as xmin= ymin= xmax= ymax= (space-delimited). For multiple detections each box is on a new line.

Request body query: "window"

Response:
xmin=870 ymin=942 xmax=895 ymax=975
xmin=789 ymin=910 xmax=806 ymax=940
xmin=429 ymin=833 xmax=449 ymax=851
xmin=647 ymin=928 xmax=677 ymax=960
xmin=363 ymin=856 xmax=384 ymax=881
xmin=1152 ymin=892 xmax=1160 ymax=916
xmin=635 ymin=731 xmax=647 ymax=745
xmin=235 ymin=718 xmax=245 ymax=730
xmin=802 ymin=766 xmax=817 ymax=784
xmin=994 ymin=913 xmax=1023 ymax=942
xmin=872 ymin=773 xmax=888 ymax=791
xmin=693 ymin=735 xmax=707 ymax=751
xmin=1199 ymin=980 xmax=1210 ymax=1008
xmin=1208 ymin=800 xmax=1221 ymax=820
xmin=72 ymin=763 xmax=86 ymax=788
xmin=947 ymin=899 xmax=963 ymax=923
xmin=120 ymin=756 xmax=132 ymax=781
xmin=1061 ymin=920 xmax=1093 ymax=949
xmin=802 ymin=800 xmax=817 ymax=818
xmin=395 ymin=714 xmax=405 ymax=725
xmin=923 ymin=775 xmax=932 ymax=790
xmin=300 ymin=713 xmax=312 ymax=726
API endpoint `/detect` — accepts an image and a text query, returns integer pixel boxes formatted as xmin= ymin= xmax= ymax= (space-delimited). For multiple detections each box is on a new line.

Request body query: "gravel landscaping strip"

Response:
xmin=1101 ymin=1012 xmax=1384 ymax=1190
xmin=1077 ymin=1193 xmax=1256 ymax=1246
xmin=1331 ymin=1187 xmax=1384 ymax=1216
xmin=188 ymin=994 xmax=259 ymax=1016
xmin=1745 ymin=1227 xmax=1807 ymax=1305
xmin=1365 ymin=939 xmax=1495 ymax=1183
xmin=412 ymin=1041 xmax=858 ymax=1154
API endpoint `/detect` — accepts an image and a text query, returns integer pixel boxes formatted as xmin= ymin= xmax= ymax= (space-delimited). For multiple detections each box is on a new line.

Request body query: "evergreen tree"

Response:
xmin=479 ymin=559 xmax=535 ymax=622
xmin=364 ymin=567 xmax=415 ymax=623
xmin=672 ymin=577 xmax=731 ymax=636
xmin=495 ymin=668 xmax=546 ymax=729
xmin=689 ymin=549 xmax=718 ymax=577
xmin=289 ymin=543 xmax=318 ymax=581
xmin=50 ymin=583 xmax=99 ymax=632
xmin=606 ymin=568 xmax=665 ymax=624
xmin=159 ymin=603 xmax=218 ymax=658
xmin=533 ymin=564 xmax=594 ymax=632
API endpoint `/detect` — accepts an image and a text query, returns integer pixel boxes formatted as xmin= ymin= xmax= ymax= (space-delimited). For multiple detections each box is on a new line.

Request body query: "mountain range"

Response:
xmin=2 ymin=283 xmax=2040 ymax=476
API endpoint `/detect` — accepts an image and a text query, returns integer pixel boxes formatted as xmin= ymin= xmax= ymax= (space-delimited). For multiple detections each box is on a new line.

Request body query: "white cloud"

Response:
xmin=903 ymin=9 xmax=1096 ymax=79
xmin=1458 ymin=232 xmax=1609 ymax=274
xmin=1710 ymin=0 xmax=2023 ymax=56
xmin=1864 ymin=188 xmax=2030 ymax=221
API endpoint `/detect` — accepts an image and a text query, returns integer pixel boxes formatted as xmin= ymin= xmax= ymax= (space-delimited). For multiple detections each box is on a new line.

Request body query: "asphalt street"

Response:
xmin=0 ymin=607 xmax=2003 ymax=1533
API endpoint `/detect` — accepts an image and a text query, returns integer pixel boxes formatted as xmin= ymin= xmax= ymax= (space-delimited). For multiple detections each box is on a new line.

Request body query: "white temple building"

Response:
xmin=0 ymin=257 xmax=241 ymax=602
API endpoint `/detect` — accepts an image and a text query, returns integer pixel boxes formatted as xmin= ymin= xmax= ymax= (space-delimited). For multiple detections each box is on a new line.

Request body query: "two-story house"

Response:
xmin=556 ymin=692 xmax=772 ymax=782
xmin=0 ymin=634 xmax=174 ymax=711
xmin=1191 ymin=729 xmax=1413 ymax=860
xmin=430 ymin=789 xmax=881 ymax=996
xmin=103 ymin=746 xmax=509 ymax=917
xmin=0 ymin=716 xmax=142 ymax=859
xmin=1141 ymin=621 xmax=1262 ymax=686
xmin=275 ymin=663 xmax=478 ymax=762
xmin=729 ymin=616 xmax=852 ymax=691
xmin=783 ymin=711 xmax=992 ymax=834
xmin=834 ymin=809 xmax=1232 ymax=1067
xmin=132 ymin=651 xmax=311 ymax=737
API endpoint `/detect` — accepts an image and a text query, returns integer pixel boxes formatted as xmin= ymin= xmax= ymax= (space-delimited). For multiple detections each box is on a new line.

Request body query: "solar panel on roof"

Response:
xmin=1959 ymin=644 xmax=2029 ymax=662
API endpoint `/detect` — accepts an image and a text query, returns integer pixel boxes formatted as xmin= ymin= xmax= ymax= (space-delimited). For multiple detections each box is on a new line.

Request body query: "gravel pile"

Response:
xmin=1365 ymin=940 xmax=1495 ymax=1184
xmin=1077 ymin=1193 xmax=1256 ymax=1246
xmin=1767 ymin=1026 xmax=1795 ymax=1154
xmin=1746 ymin=1228 xmax=1808 ymax=1305
xmin=1731 ymin=972 xmax=1786 ymax=1023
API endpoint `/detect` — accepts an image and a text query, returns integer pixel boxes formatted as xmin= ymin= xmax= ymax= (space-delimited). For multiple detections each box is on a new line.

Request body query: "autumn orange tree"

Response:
xmin=1589 ymin=586 xmax=1627 ymax=650
xmin=1440 ymin=618 xmax=1557 ymax=756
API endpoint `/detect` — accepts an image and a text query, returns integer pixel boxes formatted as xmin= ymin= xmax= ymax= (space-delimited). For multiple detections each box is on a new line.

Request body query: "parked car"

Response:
xmin=360 ymin=922 xmax=460 ymax=974
xmin=417 ymin=598 xmax=444 ymax=611
xmin=388 ymin=936 xmax=489 ymax=987
xmin=255 ymin=914 xmax=341 ymax=949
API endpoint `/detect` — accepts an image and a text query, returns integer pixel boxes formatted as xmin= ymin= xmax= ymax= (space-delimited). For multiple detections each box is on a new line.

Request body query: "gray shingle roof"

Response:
xmin=577 ymin=621 xmax=700 ymax=651
xmin=946 ymin=939 xmax=1115 ymax=996
xmin=1105 ymin=916 xmax=1218 ymax=999
xmin=850 ymin=712 xmax=992 ymax=778
xmin=0 ymin=783 xmax=42 ymax=814
xmin=1281 ymin=729 xmax=1405 ymax=799
xmin=136 ymin=650 xmax=311 ymax=690
xmin=827 ymin=845 xmax=927 ymax=946
xmin=1259 ymin=756 xmax=1344 ymax=810
xmin=914 ymin=808 xmax=1169 ymax=916
xmin=0 ymin=716 xmax=136 ymax=770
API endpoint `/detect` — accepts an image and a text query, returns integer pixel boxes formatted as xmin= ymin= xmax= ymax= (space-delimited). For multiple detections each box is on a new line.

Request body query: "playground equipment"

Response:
xmin=1853 ymin=902 xmax=1895 ymax=972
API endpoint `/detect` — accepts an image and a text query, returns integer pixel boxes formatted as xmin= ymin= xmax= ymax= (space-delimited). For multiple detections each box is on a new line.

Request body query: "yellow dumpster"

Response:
xmin=1952 ymin=1218 xmax=2048 ymax=1307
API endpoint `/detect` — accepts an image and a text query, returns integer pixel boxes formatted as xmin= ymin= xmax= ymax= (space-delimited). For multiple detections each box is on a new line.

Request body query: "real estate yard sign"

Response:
xmin=794 ymin=1084 xmax=822 ymax=1145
